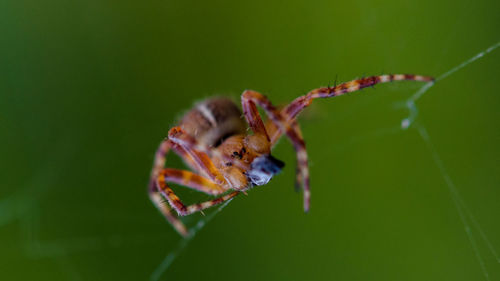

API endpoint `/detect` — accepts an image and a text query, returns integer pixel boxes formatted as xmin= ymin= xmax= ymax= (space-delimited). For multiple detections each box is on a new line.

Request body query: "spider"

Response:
xmin=148 ymin=74 xmax=434 ymax=237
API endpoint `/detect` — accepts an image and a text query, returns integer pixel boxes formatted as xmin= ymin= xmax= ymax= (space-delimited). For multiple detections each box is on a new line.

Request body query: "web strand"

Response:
xmin=402 ymin=41 xmax=500 ymax=280
xmin=333 ymin=40 xmax=500 ymax=280
xmin=150 ymin=200 xmax=233 ymax=281
xmin=402 ymin=40 xmax=500 ymax=129
xmin=416 ymin=124 xmax=491 ymax=280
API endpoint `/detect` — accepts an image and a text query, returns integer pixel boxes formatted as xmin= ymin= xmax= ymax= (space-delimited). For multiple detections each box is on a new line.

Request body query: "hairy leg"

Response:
xmin=149 ymin=191 xmax=189 ymax=237
xmin=157 ymin=169 xmax=239 ymax=216
xmin=148 ymin=137 xmax=228 ymax=237
xmin=148 ymin=140 xmax=189 ymax=236
xmin=282 ymin=74 xmax=433 ymax=122
xmin=150 ymin=169 xmax=230 ymax=237
xmin=242 ymin=90 xmax=311 ymax=211
xmin=266 ymin=119 xmax=306 ymax=192
xmin=261 ymin=74 xmax=433 ymax=210
xmin=168 ymin=127 xmax=227 ymax=186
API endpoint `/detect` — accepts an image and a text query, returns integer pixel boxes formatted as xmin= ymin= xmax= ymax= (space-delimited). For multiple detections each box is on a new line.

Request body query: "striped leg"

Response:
xmin=241 ymin=90 xmax=271 ymax=140
xmin=149 ymin=139 xmax=171 ymax=191
xmin=157 ymin=169 xmax=239 ymax=216
xmin=242 ymin=90 xmax=311 ymax=212
xmin=148 ymin=138 xmax=224 ymax=237
xmin=168 ymin=127 xmax=227 ymax=186
xmin=282 ymin=74 xmax=434 ymax=121
xmin=148 ymin=140 xmax=189 ymax=236
xmin=149 ymin=191 xmax=189 ymax=237
xmin=160 ymin=168 xmax=227 ymax=195
xmin=266 ymin=119 xmax=306 ymax=192
xmin=151 ymin=169 xmax=231 ymax=237
xmin=261 ymin=74 xmax=433 ymax=211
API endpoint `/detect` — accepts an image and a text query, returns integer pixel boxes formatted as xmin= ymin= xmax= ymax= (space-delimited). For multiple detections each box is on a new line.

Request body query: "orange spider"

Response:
xmin=148 ymin=74 xmax=434 ymax=237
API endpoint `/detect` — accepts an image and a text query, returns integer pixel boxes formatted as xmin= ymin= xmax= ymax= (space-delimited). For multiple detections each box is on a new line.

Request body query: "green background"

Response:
xmin=1 ymin=0 xmax=499 ymax=280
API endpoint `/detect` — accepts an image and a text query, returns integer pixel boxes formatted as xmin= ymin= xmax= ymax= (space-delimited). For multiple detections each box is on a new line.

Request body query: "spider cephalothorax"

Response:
xmin=213 ymin=134 xmax=285 ymax=188
xmin=148 ymin=74 xmax=434 ymax=237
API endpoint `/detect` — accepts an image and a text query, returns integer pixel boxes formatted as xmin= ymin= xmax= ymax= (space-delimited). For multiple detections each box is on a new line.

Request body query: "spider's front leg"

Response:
xmin=282 ymin=74 xmax=434 ymax=121
xmin=241 ymin=90 xmax=311 ymax=212
xmin=163 ymin=127 xmax=244 ymax=213
xmin=149 ymin=139 xmax=190 ymax=236
xmin=156 ymin=169 xmax=239 ymax=217
xmin=266 ymin=119 xmax=307 ymax=192
xmin=149 ymin=130 xmax=238 ymax=237
xmin=167 ymin=126 xmax=227 ymax=185
xmin=256 ymin=74 xmax=434 ymax=211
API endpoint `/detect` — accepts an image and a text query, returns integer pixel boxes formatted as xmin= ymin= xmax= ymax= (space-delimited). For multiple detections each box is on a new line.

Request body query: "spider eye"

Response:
xmin=231 ymin=151 xmax=243 ymax=159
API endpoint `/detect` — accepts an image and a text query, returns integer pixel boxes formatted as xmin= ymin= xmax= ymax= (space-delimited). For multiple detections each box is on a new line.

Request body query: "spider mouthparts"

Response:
xmin=247 ymin=155 xmax=285 ymax=186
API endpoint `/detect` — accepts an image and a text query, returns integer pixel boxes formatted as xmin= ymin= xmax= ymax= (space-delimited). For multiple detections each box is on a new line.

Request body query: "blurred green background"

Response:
xmin=1 ymin=0 xmax=499 ymax=280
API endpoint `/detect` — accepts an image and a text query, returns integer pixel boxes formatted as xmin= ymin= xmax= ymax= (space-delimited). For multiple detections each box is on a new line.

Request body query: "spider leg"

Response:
xmin=167 ymin=126 xmax=227 ymax=186
xmin=148 ymin=140 xmax=189 ymax=236
xmin=242 ymin=90 xmax=311 ymax=212
xmin=265 ymin=118 xmax=301 ymax=147
xmin=241 ymin=90 xmax=270 ymax=140
xmin=149 ymin=139 xmax=171 ymax=191
xmin=161 ymin=168 xmax=227 ymax=195
xmin=149 ymin=191 xmax=189 ymax=237
xmin=255 ymin=74 xmax=432 ymax=211
xmin=266 ymin=119 xmax=305 ymax=192
xmin=148 ymin=137 xmax=228 ymax=237
xmin=157 ymin=169 xmax=239 ymax=216
xmin=282 ymin=74 xmax=434 ymax=121
xmin=150 ymin=169 xmax=231 ymax=237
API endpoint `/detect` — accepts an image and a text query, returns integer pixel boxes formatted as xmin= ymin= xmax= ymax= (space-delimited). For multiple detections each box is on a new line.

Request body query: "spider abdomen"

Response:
xmin=179 ymin=98 xmax=246 ymax=147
